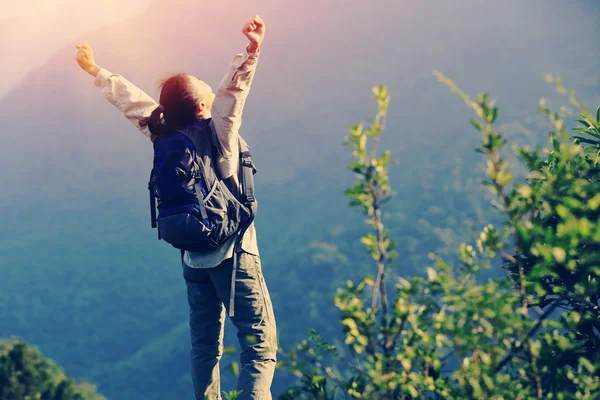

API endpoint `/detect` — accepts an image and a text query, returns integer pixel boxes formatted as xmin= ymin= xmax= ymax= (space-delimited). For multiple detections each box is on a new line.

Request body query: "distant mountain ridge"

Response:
xmin=2 ymin=0 xmax=598 ymax=190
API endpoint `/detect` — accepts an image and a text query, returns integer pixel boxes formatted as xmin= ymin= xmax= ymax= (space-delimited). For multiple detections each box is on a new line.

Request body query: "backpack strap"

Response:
xmin=148 ymin=173 xmax=157 ymax=228
xmin=192 ymin=165 xmax=209 ymax=220
xmin=228 ymin=138 xmax=258 ymax=318
xmin=239 ymin=136 xmax=257 ymax=205
xmin=148 ymin=168 xmax=161 ymax=240
xmin=229 ymin=211 xmax=255 ymax=318
xmin=174 ymin=129 xmax=210 ymax=221
xmin=195 ymin=182 xmax=208 ymax=220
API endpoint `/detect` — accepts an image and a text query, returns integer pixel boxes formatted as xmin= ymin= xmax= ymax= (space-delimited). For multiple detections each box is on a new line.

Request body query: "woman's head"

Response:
xmin=141 ymin=74 xmax=215 ymax=136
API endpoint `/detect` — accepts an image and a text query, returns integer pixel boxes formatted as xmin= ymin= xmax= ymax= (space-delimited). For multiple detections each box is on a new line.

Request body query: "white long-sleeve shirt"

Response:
xmin=94 ymin=49 xmax=260 ymax=268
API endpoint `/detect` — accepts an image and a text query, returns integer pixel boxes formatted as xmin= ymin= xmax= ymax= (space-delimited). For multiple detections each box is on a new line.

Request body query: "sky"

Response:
xmin=0 ymin=0 xmax=71 ymax=18
xmin=0 ymin=0 xmax=153 ymax=97
xmin=0 ymin=0 xmax=151 ymax=18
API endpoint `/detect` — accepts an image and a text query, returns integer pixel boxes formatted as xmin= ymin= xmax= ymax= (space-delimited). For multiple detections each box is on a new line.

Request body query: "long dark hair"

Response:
xmin=140 ymin=74 xmax=202 ymax=136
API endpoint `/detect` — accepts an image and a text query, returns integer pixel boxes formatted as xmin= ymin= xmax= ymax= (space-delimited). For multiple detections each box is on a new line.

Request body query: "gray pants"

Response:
xmin=183 ymin=252 xmax=277 ymax=400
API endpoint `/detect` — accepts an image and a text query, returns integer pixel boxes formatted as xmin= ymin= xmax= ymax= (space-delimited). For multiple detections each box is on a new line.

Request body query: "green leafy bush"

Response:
xmin=0 ymin=338 xmax=105 ymax=400
xmin=280 ymin=78 xmax=600 ymax=399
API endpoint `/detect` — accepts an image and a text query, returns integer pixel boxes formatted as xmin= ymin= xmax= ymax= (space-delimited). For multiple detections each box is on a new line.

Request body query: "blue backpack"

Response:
xmin=148 ymin=119 xmax=257 ymax=253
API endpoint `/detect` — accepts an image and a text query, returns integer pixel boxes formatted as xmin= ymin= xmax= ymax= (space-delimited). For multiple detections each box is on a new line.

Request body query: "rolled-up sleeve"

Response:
xmin=94 ymin=68 xmax=158 ymax=138
xmin=211 ymin=49 xmax=260 ymax=160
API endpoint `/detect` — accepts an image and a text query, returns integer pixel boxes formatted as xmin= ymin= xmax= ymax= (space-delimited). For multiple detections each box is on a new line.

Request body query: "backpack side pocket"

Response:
xmin=203 ymin=180 xmax=251 ymax=246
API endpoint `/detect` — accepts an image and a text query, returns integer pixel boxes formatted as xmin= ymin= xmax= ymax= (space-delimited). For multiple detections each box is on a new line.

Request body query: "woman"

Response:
xmin=75 ymin=16 xmax=277 ymax=400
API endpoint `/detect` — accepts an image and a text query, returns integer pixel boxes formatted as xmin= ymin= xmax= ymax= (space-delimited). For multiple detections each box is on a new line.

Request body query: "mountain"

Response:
xmin=0 ymin=0 xmax=598 ymax=399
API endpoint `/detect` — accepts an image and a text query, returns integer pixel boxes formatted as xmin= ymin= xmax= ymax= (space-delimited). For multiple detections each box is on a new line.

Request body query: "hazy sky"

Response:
xmin=0 ymin=0 xmax=70 ymax=18
xmin=0 ymin=0 xmax=151 ymax=18
xmin=0 ymin=0 xmax=153 ymax=97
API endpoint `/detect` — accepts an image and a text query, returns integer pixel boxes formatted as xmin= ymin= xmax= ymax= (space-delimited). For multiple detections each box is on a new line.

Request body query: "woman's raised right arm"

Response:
xmin=75 ymin=44 xmax=158 ymax=139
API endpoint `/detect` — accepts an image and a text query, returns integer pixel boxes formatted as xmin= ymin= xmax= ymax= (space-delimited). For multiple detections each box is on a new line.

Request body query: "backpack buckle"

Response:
xmin=175 ymin=167 xmax=187 ymax=177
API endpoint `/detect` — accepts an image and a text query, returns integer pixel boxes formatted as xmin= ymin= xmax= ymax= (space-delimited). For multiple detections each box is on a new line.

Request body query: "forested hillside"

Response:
xmin=0 ymin=1 xmax=598 ymax=398
xmin=0 ymin=338 xmax=105 ymax=399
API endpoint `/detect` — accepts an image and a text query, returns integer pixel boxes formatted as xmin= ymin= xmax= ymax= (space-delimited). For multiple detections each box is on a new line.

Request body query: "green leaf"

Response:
xmin=491 ymin=107 xmax=498 ymax=123
xmin=358 ymin=135 xmax=367 ymax=152
xmin=426 ymin=267 xmax=439 ymax=281
xmin=579 ymin=357 xmax=596 ymax=374
xmin=230 ymin=361 xmax=240 ymax=377
xmin=552 ymin=135 xmax=560 ymax=152
xmin=556 ymin=204 xmax=569 ymax=218
xmin=471 ymin=119 xmax=483 ymax=132
xmin=349 ymin=162 xmax=367 ymax=174
xmin=571 ymin=136 xmax=600 ymax=145
xmin=552 ymin=247 xmax=566 ymax=263
xmin=575 ymin=118 xmax=591 ymax=128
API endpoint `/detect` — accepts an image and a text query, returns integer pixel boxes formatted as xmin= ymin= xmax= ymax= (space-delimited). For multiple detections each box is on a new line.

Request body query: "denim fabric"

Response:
xmin=183 ymin=252 xmax=277 ymax=400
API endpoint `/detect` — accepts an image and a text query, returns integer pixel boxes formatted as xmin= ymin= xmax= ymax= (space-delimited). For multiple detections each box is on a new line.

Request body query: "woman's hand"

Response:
xmin=75 ymin=44 xmax=101 ymax=77
xmin=243 ymin=16 xmax=265 ymax=53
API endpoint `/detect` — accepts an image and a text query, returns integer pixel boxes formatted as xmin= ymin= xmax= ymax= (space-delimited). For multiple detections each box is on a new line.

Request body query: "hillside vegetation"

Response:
xmin=281 ymin=80 xmax=600 ymax=398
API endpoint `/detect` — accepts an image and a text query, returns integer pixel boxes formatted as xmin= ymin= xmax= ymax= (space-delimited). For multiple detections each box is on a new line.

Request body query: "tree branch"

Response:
xmin=494 ymin=297 xmax=563 ymax=373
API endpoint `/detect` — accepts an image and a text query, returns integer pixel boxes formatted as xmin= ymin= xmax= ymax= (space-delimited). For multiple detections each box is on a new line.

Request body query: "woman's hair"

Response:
xmin=140 ymin=74 xmax=204 ymax=136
